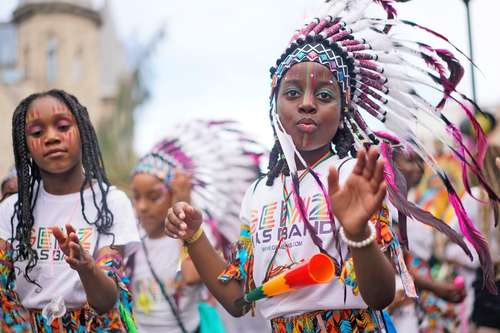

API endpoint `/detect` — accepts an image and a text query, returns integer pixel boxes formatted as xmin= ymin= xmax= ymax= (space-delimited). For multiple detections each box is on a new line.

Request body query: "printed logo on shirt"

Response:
xmin=252 ymin=193 xmax=335 ymax=251
xmin=134 ymin=277 xmax=176 ymax=314
xmin=258 ymin=202 xmax=278 ymax=230
xmin=30 ymin=226 xmax=94 ymax=261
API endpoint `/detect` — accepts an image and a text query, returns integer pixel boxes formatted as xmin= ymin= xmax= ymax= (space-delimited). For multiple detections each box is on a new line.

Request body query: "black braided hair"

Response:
xmin=10 ymin=89 xmax=114 ymax=283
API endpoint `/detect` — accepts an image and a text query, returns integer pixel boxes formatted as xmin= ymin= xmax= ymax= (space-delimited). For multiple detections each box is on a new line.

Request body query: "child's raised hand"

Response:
xmin=51 ymin=224 xmax=94 ymax=272
xmin=170 ymin=169 xmax=193 ymax=203
xmin=328 ymin=146 xmax=386 ymax=240
xmin=165 ymin=202 xmax=203 ymax=240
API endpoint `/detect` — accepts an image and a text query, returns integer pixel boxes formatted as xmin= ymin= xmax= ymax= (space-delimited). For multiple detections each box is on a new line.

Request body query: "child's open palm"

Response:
xmin=328 ymin=147 xmax=386 ymax=240
xmin=51 ymin=224 xmax=93 ymax=272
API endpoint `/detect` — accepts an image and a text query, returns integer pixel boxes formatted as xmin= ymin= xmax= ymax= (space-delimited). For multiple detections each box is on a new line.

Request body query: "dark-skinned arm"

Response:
xmin=166 ymin=203 xmax=246 ymax=317
xmin=349 ymin=229 xmax=396 ymax=309
xmin=52 ymin=225 xmax=119 ymax=314
xmin=328 ymin=147 xmax=396 ymax=310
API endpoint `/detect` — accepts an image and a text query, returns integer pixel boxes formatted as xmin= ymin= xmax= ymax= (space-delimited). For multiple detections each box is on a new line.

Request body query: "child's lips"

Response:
xmin=296 ymin=121 xmax=318 ymax=133
xmin=45 ymin=151 xmax=67 ymax=159
xmin=44 ymin=148 xmax=67 ymax=158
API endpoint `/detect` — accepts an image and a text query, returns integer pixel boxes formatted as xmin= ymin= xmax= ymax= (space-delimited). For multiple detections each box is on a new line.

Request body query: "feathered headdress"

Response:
xmin=134 ymin=120 xmax=264 ymax=247
xmin=268 ymin=0 xmax=499 ymax=293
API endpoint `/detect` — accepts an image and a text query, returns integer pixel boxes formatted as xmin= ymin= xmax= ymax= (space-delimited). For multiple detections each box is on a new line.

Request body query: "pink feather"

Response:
xmin=446 ymin=182 xmax=497 ymax=294
xmin=371 ymin=0 xmax=398 ymax=32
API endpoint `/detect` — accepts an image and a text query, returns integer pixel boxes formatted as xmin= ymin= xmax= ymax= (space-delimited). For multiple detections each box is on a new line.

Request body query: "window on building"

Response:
xmin=0 ymin=23 xmax=16 ymax=68
xmin=46 ymin=36 xmax=57 ymax=83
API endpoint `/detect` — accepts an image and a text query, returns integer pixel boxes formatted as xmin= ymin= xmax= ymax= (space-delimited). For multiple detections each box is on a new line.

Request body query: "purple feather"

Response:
xmin=454 ymin=99 xmax=487 ymax=169
xmin=380 ymin=142 xmax=470 ymax=254
xmin=380 ymin=141 xmax=410 ymax=249
xmin=400 ymin=19 xmax=475 ymax=65
xmin=387 ymin=184 xmax=472 ymax=259
xmin=446 ymin=181 xmax=497 ymax=294
xmin=372 ymin=0 xmax=398 ymax=32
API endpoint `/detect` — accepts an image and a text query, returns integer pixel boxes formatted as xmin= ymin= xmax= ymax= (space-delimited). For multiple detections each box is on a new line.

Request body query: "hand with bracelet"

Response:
xmin=164 ymin=202 xmax=204 ymax=245
xmin=328 ymin=146 xmax=395 ymax=309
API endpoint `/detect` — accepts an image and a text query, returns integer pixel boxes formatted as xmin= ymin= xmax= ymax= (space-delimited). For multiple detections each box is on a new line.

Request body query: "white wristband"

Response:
xmin=339 ymin=222 xmax=376 ymax=248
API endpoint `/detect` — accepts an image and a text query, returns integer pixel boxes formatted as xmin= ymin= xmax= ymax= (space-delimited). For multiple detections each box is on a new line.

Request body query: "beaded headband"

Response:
xmin=272 ymin=42 xmax=350 ymax=94
xmin=131 ymin=152 xmax=178 ymax=186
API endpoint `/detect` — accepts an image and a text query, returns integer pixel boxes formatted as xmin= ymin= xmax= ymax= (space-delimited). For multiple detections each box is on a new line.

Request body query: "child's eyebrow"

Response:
xmin=52 ymin=112 xmax=73 ymax=119
xmin=282 ymin=78 xmax=337 ymax=86
xmin=281 ymin=78 xmax=302 ymax=85
xmin=314 ymin=79 xmax=337 ymax=86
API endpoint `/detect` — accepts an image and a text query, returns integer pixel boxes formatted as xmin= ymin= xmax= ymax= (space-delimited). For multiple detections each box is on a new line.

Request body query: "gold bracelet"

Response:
xmin=184 ymin=226 xmax=204 ymax=245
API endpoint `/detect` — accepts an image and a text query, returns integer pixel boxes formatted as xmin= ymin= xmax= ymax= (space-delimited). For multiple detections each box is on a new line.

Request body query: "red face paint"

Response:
xmin=24 ymin=96 xmax=82 ymax=175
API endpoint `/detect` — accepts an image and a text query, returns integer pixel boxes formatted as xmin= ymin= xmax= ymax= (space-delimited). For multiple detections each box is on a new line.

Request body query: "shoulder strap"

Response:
xmin=141 ymin=237 xmax=188 ymax=333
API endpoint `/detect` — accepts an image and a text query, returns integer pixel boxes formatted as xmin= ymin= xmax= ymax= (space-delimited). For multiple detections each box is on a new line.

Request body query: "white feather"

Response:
xmin=342 ymin=0 xmax=371 ymax=24
xmin=327 ymin=0 xmax=348 ymax=19
xmin=369 ymin=36 xmax=393 ymax=51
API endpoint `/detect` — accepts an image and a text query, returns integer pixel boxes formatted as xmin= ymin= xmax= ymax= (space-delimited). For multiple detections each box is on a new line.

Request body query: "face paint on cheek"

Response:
xmin=28 ymin=137 xmax=42 ymax=156
xmin=65 ymin=127 xmax=76 ymax=146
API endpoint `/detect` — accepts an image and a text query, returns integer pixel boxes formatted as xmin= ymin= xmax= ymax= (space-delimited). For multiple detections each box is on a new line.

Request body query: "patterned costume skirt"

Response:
xmin=0 ymin=286 xmax=32 ymax=332
xmin=1 ymin=250 xmax=136 ymax=333
xmin=1 ymin=293 xmax=134 ymax=333
xmin=270 ymin=308 xmax=382 ymax=333
xmin=30 ymin=305 xmax=128 ymax=333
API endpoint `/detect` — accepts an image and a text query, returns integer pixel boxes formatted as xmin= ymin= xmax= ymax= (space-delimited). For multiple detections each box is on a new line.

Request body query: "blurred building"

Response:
xmin=0 ymin=0 xmax=128 ymax=176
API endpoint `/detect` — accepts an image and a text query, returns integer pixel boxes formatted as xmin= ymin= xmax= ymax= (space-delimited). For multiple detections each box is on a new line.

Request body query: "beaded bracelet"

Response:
xmin=184 ymin=226 xmax=204 ymax=245
xmin=339 ymin=222 xmax=376 ymax=248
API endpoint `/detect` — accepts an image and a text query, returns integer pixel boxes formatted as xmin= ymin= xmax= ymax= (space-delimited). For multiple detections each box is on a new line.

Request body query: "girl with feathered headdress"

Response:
xmin=129 ymin=120 xmax=263 ymax=333
xmin=164 ymin=1 xmax=499 ymax=332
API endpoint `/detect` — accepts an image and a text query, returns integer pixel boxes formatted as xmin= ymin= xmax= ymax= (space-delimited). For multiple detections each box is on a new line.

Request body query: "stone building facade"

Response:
xmin=0 ymin=0 xmax=127 ymax=176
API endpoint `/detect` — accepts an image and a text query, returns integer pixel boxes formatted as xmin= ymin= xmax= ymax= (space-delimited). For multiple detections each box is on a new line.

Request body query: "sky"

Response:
xmin=1 ymin=0 xmax=499 ymax=154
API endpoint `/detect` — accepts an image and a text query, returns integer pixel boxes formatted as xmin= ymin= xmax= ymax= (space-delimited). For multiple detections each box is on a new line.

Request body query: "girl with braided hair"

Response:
xmin=0 ymin=89 xmax=140 ymax=332
xmin=164 ymin=1 xmax=499 ymax=331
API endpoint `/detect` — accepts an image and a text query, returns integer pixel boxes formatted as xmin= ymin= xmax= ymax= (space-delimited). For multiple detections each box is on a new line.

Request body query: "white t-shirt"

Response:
xmin=0 ymin=183 xmax=140 ymax=309
xmin=132 ymin=236 xmax=200 ymax=333
xmin=241 ymin=155 xmax=386 ymax=320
